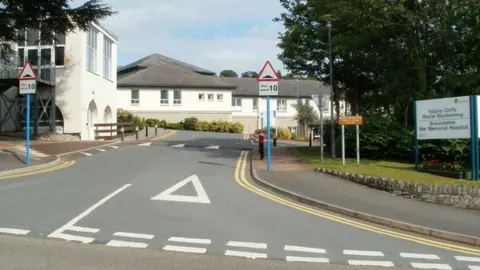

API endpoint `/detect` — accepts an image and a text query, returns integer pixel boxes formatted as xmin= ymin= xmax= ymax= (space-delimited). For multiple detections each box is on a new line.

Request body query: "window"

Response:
xmin=277 ymin=99 xmax=287 ymax=112
xmin=198 ymin=93 xmax=205 ymax=101
xmin=17 ymin=48 xmax=24 ymax=67
xmin=160 ymin=90 xmax=169 ymax=104
xmin=86 ymin=28 xmax=98 ymax=72
xmin=231 ymin=98 xmax=242 ymax=111
xmin=103 ymin=37 xmax=112 ymax=79
xmin=216 ymin=94 xmax=223 ymax=101
xmin=54 ymin=33 xmax=65 ymax=66
xmin=17 ymin=29 xmax=66 ymax=69
xmin=207 ymin=93 xmax=214 ymax=101
xmin=27 ymin=49 xmax=38 ymax=66
xmin=40 ymin=48 xmax=51 ymax=65
xmin=131 ymin=90 xmax=139 ymax=105
xmin=253 ymin=98 xmax=258 ymax=111
xmin=26 ymin=29 xmax=39 ymax=46
xmin=173 ymin=90 xmax=182 ymax=105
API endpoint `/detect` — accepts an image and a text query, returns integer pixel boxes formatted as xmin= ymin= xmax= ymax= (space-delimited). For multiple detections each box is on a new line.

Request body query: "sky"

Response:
xmin=88 ymin=0 xmax=289 ymax=76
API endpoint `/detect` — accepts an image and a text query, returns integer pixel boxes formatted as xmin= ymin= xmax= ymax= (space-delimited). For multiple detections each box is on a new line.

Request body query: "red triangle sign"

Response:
xmin=257 ymin=61 xmax=280 ymax=82
xmin=18 ymin=61 xmax=37 ymax=80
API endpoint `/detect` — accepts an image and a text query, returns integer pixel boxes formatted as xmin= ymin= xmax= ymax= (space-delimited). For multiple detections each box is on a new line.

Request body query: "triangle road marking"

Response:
xmin=138 ymin=142 xmax=152 ymax=146
xmin=151 ymin=175 xmax=210 ymax=204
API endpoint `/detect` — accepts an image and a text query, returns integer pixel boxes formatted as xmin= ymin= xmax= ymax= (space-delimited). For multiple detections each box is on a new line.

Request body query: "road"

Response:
xmin=0 ymin=130 xmax=478 ymax=270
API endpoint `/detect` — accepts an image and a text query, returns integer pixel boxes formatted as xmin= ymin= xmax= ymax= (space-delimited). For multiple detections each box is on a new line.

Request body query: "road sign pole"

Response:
xmin=26 ymin=94 xmax=31 ymax=165
xmin=266 ymin=96 xmax=271 ymax=172
xmin=341 ymin=124 xmax=345 ymax=166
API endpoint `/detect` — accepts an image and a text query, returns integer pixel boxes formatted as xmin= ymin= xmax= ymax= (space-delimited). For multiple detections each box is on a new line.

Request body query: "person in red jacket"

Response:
xmin=258 ymin=132 xmax=265 ymax=160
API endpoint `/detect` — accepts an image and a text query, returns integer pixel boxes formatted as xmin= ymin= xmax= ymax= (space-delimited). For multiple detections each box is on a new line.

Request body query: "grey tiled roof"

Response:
xmin=117 ymin=54 xmax=330 ymax=98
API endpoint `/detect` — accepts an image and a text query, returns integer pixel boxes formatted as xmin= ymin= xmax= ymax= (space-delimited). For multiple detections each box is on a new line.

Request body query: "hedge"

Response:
xmin=144 ymin=117 xmax=244 ymax=134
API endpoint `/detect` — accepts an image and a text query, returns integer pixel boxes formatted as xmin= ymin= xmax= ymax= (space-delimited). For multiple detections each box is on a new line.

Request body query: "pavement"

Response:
xmin=0 ymin=131 xmax=479 ymax=269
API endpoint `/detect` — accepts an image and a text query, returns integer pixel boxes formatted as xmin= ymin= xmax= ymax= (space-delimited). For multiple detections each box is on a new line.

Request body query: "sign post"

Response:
xmin=18 ymin=61 xmax=37 ymax=166
xmin=338 ymin=115 xmax=363 ymax=166
xmin=257 ymin=61 xmax=280 ymax=172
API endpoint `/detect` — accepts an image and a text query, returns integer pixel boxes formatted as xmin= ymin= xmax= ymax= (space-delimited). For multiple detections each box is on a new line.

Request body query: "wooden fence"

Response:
xmin=94 ymin=122 xmax=135 ymax=140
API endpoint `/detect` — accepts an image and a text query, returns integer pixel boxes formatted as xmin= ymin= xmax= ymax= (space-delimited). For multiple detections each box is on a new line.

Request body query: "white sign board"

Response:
xmin=416 ymin=96 xmax=470 ymax=140
xmin=19 ymin=80 xmax=36 ymax=94
xmin=259 ymin=81 xmax=278 ymax=96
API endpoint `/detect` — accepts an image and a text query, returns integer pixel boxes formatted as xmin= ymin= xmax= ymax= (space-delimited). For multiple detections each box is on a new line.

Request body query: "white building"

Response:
xmin=116 ymin=54 xmax=349 ymax=135
xmin=0 ymin=23 xmax=118 ymax=140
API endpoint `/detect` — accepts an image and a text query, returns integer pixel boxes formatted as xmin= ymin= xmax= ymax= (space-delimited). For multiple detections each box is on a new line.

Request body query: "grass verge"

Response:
xmin=295 ymin=147 xmax=480 ymax=187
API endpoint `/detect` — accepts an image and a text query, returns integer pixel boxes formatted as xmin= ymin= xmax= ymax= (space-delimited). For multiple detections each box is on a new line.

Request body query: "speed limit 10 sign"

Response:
xmin=18 ymin=61 xmax=38 ymax=95
xmin=19 ymin=80 xmax=36 ymax=94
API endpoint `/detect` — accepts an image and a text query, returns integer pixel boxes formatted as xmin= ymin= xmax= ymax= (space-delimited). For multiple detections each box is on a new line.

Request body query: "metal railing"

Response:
xmin=0 ymin=52 xmax=56 ymax=85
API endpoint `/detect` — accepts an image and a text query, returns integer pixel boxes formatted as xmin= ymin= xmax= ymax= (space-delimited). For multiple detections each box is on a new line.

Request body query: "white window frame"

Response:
xmin=277 ymin=99 xmax=287 ymax=112
xmin=131 ymin=89 xmax=139 ymax=105
xmin=231 ymin=97 xmax=242 ymax=111
xmin=103 ymin=36 xmax=112 ymax=80
xmin=160 ymin=90 xmax=169 ymax=105
xmin=253 ymin=98 xmax=258 ymax=111
xmin=198 ymin=93 xmax=205 ymax=101
xmin=207 ymin=93 xmax=214 ymax=102
xmin=86 ymin=28 xmax=98 ymax=73
xmin=216 ymin=93 xmax=223 ymax=101
xmin=173 ymin=90 xmax=182 ymax=105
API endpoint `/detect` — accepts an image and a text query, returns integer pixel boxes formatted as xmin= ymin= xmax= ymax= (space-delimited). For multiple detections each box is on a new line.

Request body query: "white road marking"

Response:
xmin=456 ymin=256 xmax=480 ymax=262
xmin=343 ymin=250 xmax=384 ymax=257
xmin=151 ymin=174 xmax=210 ymax=203
xmin=80 ymin=152 xmax=92 ymax=156
xmin=47 ymin=184 xmax=131 ymax=243
xmin=96 ymin=148 xmax=106 ymax=152
xmin=284 ymin=245 xmax=326 ymax=253
xmin=163 ymin=245 xmax=206 ymax=254
xmin=226 ymin=241 xmax=267 ymax=249
xmin=468 ymin=266 xmax=480 ymax=270
xmin=170 ymin=144 xmax=185 ymax=148
xmin=108 ymin=145 xmax=118 ymax=149
xmin=113 ymin=232 xmax=154 ymax=240
xmin=400 ymin=253 xmax=440 ymax=260
xmin=168 ymin=237 xmax=211 ymax=244
xmin=225 ymin=250 xmax=267 ymax=259
xmin=204 ymin=145 xmax=219 ymax=149
xmin=410 ymin=263 xmax=452 ymax=269
xmin=0 ymin=227 xmax=30 ymax=235
xmin=106 ymin=240 xmax=147 ymax=248
xmin=286 ymin=256 xmax=329 ymax=263
xmin=69 ymin=226 xmax=99 ymax=233
xmin=348 ymin=260 xmax=394 ymax=267
xmin=138 ymin=142 xmax=152 ymax=146
xmin=250 ymin=140 xmax=255 ymax=145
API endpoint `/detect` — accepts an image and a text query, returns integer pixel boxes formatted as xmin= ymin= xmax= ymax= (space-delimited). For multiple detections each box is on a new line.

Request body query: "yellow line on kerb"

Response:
xmin=233 ymin=151 xmax=480 ymax=255
xmin=0 ymin=160 xmax=75 ymax=181
xmin=150 ymin=130 xmax=177 ymax=141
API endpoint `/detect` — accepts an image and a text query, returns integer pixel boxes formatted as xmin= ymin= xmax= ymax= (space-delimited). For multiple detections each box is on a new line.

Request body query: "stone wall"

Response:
xmin=314 ymin=167 xmax=480 ymax=211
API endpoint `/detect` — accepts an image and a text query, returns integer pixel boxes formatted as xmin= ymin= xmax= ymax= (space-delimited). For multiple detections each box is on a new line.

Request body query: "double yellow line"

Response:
xmin=234 ymin=151 xmax=480 ymax=255
xmin=242 ymin=134 xmax=249 ymax=140
xmin=0 ymin=160 xmax=75 ymax=181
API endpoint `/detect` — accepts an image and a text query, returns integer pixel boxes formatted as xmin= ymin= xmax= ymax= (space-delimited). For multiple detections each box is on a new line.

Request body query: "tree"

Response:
xmin=0 ymin=0 xmax=116 ymax=60
xmin=219 ymin=70 xmax=238 ymax=77
xmin=292 ymin=102 xmax=318 ymax=136
xmin=276 ymin=70 xmax=283 ymax=78
xmin=241 ymin=71 xmax=259 ymax=78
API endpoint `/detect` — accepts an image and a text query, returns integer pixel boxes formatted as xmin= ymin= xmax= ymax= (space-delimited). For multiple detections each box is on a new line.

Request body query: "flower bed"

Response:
xmin=421 ymin=159 xmax=466 ymax=179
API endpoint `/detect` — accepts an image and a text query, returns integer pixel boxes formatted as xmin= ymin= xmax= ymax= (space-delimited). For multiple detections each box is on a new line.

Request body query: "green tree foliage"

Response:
xmin=0 ymin=0 xmax=115 ymax=60
xmin=219 ymin=70 xmax=238 ymax=77
xmin=241 ymin=71 xmax=259 ymax=78
xmin=292 ymin=102 xmax=318 ymax=127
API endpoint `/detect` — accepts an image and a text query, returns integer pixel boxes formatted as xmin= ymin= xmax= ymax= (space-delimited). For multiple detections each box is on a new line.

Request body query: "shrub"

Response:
xmin=164 ymin=118 xmax=244 ymax=134
xmin=145 ymin=118 xmax=161 ymax=127
xmin=277 ymin=127 xmax=292 ymax=139
xmin=183 ymin=117 xmax=198 ymax=130
xmin=117 ymin=110 xmax=144 ymax=131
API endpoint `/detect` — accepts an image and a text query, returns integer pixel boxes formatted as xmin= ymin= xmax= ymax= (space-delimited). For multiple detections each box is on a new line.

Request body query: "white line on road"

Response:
xmin=106 ymin=240 xmax=147 ymax=248
xmin=400 ymin=253 xmax=440 ymax=260
xmin=170 ymin=144 xmax=185 ymax=148
xmin=168 ymin=237 xmax=211 ymax=244
xmin=163 ymin=245 xmax=206 ymax=254
xmin=468 ymin=266 xmax=480 ymax=270
xmin=69 ymin=226 xmax=99 ymax=233
xmin=225 ymin=250 xmax=267 ymax=259
xmin=138 ymin=142 xmax=152 ymax=146
xmin=204 ymin=145 xmax=219 ymax=149
xmin=113 ymin=232 xmax=154 ymax=240
xmin=96 ymin=148 xmax=106 ymax=152
xmin=226 ymin=241 xmax=267 ymax=249
xmin=284 ymin=245 xmax=326 ymax=253
xmin=80 ymin=152 xmax=92 ymax=156
xmin=286 ymin=256 xmax=329 ymax=263
xmin=348 ymin=260 xmax=394 ymax=267
xmin=410 ymin=263 xmax=452 ymax=269
xmin=108 ymin=145 xmax=118 ymax=149
xmin=0 ymin=227 xmax=30 ymax=235
xmin=343 ymin=250 xmax=384 ymax=257
xmin=456 ymin=256 xmax=480 ymax=262
xmin=47 ymin=184 xmax=132 ymax=243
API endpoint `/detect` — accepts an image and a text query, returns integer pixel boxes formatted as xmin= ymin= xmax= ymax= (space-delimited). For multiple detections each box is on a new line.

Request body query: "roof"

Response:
xmin=117 ymin=54 xmax=330 ymax=97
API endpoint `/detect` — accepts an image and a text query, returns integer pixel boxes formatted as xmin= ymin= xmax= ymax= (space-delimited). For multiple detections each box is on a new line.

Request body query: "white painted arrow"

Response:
xmin=151 ymin=175 xmax=210 ymax=204
xmin=138 ymin=142 xmax=152 ymax=146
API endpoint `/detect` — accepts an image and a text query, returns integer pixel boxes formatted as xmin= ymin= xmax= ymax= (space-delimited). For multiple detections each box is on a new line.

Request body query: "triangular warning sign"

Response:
xmin=151 ymin=175 xmax=210 ymax=204
xmin=257 ymin=61 xmax=280 ymax=82
xmin=18 ymin=61 xmax=37 ymax=80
